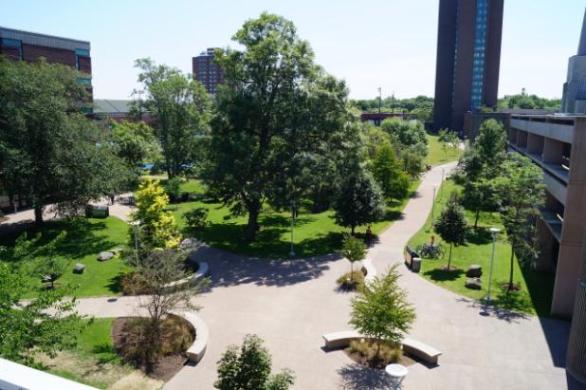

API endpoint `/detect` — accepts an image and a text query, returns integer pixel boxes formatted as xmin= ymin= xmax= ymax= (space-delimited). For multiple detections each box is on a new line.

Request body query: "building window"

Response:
xmin=1 ymin=38 xmax=23 ymax=59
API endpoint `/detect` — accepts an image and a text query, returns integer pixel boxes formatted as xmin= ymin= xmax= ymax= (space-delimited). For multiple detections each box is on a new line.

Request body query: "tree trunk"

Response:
xmin=245 ymin=200 xmax=261 ymax=241
xmin=351 ymin=225 xmax=356 ymax=236
xmin=508 ymin=243 xmax=515 ymax=292
xmin=447 ymin=244 xmax=453 ymax=270
xmin=34 ymin=205 xmax=44 ymax=225
xmin=350 ymin=261 xmax=354 ymax=282
xmin=474 ymin=209 xmax=480 ymax=229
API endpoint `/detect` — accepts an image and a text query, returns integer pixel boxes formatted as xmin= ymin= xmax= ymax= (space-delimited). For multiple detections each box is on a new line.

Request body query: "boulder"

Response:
xmin=180 ymin=238 xmax=201 ymax=251
xmin=97 ymin=251 xmax=114 ymax=262
xmin=73 ymin=263 xmax=86 ymax=274
xmin=466 ymin=264 xmax=482 ymax=278
xmin=465 ymin=277 xmax=482 ymax=290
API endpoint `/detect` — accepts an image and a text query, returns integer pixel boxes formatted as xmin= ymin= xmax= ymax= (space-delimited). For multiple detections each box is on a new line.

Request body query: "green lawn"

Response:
xmin=425 ymin=133 xmax=461 ymax=166
xmin=0 ymin=217 xmax=131 ymax=298
xmin=408 ymin=180 xmax=555 ymax=316
xmin=170 ymin=179 xmax=419 ymax=258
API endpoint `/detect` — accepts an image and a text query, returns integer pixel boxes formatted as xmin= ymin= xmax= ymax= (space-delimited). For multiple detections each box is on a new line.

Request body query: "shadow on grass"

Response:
xmin=424 ymin=267 xmax=464 ymax=281
xmin=106 ymin=274 xmax=125 ymax=294
xmin=338 ymin=364 xmax=390 ymax=390
xmin=465 ymin=227 xmax=493 ymax=245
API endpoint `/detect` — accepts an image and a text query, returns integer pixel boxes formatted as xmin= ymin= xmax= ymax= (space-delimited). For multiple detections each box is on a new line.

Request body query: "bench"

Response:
xmin=322 ymin=331 xmax=365 ymax=349
xmin=402 ymin=337 xmax=442 ymax=365
xmin=173 ymin=311 xmax=209 ymax=364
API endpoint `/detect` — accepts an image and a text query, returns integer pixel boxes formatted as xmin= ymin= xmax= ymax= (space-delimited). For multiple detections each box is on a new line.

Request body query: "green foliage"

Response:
xmin=348 ymin=339 xmax=402 ymax=367
xmin=333 ymin=169 xmax=385 ymax=234
xmin=132 ymin=179 xmax=181 ymax=250
xmin=164 ymin=177 xmax=183 ymax=203
xmin=380 ymin=118 xmax=428 ymax=177
xmin=495 ymin=153 xmax=544 ymax=289
xmin=133 ymin=58 xmax=211 ymax=178
xmin=0 ymin=57 xmax=128 ymax=224
xmin=110 ymin=121 xmax=159 ymax=168
xmin=372 ymin=143 xmax=410 ymax=199
xmin=473 ymin=119 xmax=507 ymax=176
xmin=498 ymin=90 xmax=560 ymax=110
xmin=204 ymin=13 xmax=351 ymax=241
xmin=434 ymin=194 xmax=467 ymax=270
xmin=0 ymin=262 xmax=82 ymax=365
xmin=215 ymin=334 xmax=295 ymax=390
xmin=350 ymin=265 xmax=415 ymax=350
xmin=351 ymin=95 xmax=434 ymax=119
xmin=341 ymin=235 xmax=367 ymax=283
xmin=461 ymin=178 xmax=498 ymax=229
xmin=337 ymin=270 xmax=366 ymax=292
xmin=183 ymin=207 xmax=209 ymax=231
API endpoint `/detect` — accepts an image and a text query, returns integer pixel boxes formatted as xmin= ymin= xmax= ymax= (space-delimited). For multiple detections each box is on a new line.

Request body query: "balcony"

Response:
xmin=510 ymin=118 xmax=574 ymax=144
xmin=544 ymin=171 xmax=568 ymax=205
xmin=508 ymin=143 xmax=570 ymax=184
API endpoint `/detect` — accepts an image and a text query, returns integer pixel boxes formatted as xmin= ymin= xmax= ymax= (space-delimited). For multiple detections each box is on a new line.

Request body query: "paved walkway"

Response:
xmin=57 ymin=164 xmax=577 ymax=389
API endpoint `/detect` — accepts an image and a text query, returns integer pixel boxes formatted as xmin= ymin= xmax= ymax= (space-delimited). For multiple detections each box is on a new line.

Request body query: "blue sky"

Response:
xmin=1 ymin=0 xmax=584 ymax=100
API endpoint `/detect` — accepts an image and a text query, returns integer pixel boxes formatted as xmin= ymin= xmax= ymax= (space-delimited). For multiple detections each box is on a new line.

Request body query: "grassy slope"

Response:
xmin=0 ymin=217 xmax=131 ymax=297
xmin=170 ymin=180 xmax=419 ymax=259
xmin=425 ymin=133 xmax=461 ymax=166
xmin=408 ymin=180 xmax=555 ymax=316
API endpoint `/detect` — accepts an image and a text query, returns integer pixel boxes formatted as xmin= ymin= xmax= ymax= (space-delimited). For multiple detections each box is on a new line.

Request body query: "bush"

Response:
xmin=336 ymin=271 xmax=365 ymax=292
xmin=164 ymin=177 xmax=183 ymax=203
xmin=184 ymin=208 xmax=209 ymax=231
xmin=120 ymin=271 xmax=151 ymax=295
xmin=347 ymin=339 xmax=402 ymax=368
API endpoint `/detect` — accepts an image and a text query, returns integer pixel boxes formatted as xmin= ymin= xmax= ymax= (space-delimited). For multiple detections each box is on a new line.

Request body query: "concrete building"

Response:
xmin=507 ymin=114 xmax=586 ymax=318
xmin=433 ymin=0 xmax=504 ymax=133
xmin=192 ymin=48 xmax=224 ymax=95
xmin=0 ymin=26 xmax=92 ymax=96
xmin=561 ymin=8 xmax=586 ymax=114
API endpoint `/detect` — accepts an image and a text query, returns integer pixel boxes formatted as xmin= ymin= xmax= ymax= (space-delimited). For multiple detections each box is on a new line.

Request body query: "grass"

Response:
xmin=40 ymin=318 xmax=161 ymax=389
xmin=408 ymin=179 xmax=555 ymax=316
xmin=0 ymin=217 xmax=132 ymax=298
xmin=169 ymin=179 xmax=419 ymax=259
xmin=425 ymin=133 xmax=461 ymax=166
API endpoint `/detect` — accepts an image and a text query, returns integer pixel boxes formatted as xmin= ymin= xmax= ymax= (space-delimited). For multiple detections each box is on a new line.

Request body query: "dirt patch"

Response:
xmin=112 ymin=315 xmax=194 ymax=381
xmin=345 ymin=348 xmax=417 ymax=369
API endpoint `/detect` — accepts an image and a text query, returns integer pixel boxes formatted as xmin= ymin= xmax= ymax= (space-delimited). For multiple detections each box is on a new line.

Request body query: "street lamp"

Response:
xmin=486 ymin=227 xmax=501 ymax=302
xmin=130 ymin=221 xmax=141 ymax=263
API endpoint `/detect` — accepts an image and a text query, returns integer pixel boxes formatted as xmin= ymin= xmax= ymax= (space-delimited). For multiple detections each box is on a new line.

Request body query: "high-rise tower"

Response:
xmin=433 ymin=0 xmax=504 ymax=132
xmin=561 ymin=8 xmax=586 ymax=114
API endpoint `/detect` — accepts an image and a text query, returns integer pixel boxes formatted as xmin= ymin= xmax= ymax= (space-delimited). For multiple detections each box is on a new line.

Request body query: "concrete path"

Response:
xmin=59 ymin=163 xmax=577 ymax=389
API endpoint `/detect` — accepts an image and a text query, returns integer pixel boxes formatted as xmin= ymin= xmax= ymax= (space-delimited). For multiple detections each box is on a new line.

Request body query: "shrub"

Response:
xmin=120 ymin=271 xmax=151 ymax=295
xmin=184 ymin=208 xmax=209 ymax=231
xmin=348 ymin=339 xmax=402 ymax=367
xmin=164 ymin=177 xmax=183 ymax=203
xmin=336 ymin=271 xmax=365 ymax=292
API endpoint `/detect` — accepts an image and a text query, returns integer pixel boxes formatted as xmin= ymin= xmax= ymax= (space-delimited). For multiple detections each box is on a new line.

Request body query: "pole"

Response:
xmin=431 ymin=186 xmax=436 ymax=227
xmin=378 ymin=87 xmax=382 ymax=114
xmin=289 ymin=199 xmax=296 ymax=258
xmin=439 ymin=168 xmax=445 ymax=200
xmin=487 ymin=230 xmax=498 ymax=302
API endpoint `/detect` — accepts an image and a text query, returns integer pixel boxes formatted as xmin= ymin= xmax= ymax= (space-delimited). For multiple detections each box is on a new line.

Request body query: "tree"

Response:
xmin=349 ymin=265 xmax=415 ymax=359
xmin=204 ymin=13 xmax=350 ymax=240
xmin=0 ymin=57 xmax=127 ymax=224
xmin=438 ymin=129 xmax=460 ymax=159
xmin=372 ymin=143 xmax=410 ymax=200
xmin=133 ymin=58 xmax=211 ymax=178
xmin=496 ymin=153 xmax=544 ymax=291
xmin=341 ymin=235 xmax=367 ymax=283
xmin=0 ymin=262 xmax=82 ymax=365
xmin=128 ymin=249 xmax=206 ymax=372
xmin=473 ymin=119 xmax=507 ymax=177
xmin=461 ymin=178 xmax=498 ymax=229
xmin=434 ymin=194 xmax=467 ymax=270
xmin=380 ymin=118 xmax=428 ymax=177
xmin=132 ymin=179 xmax=181 ymax=251
xmin=110 ymin=121 xmax=159 ymax=169
xmin=215 ymin=334 xmax=295 ymax=390
xmin=333 ymin=169 xmax=385 ymax=235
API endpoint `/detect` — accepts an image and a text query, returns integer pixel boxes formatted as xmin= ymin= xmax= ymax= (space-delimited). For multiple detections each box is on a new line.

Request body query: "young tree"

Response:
xmin=333 ymin=169 xmax=385 ymax=235
xmin=349 ymin=265 xmax=415 ymax=359
xmin=496 ymin=154 xmax=544 ymax=291
xmin=0 ymin=57 xmax=127 ymax=224
xmin=473 ymin=119 xmax=507 ymax=177
xmin=128 ymin=249 xmax=206 ymax=372
xmin=132 ymin=179 xmax=181 ymax=251
xmin=341 ymin=235 xmax=367 ymax=283
xmin=0 ymin=262 xmax=82 ymax=364
xmin=215 ymin=334 xmax=295 ymax=390
xmin=434 ymin=194 xmax=467 ymax=270
xmin=133 ymin=58 xmax=211 ymax=178
xmin=461 ymin=178 xmax=498 ymax=229
xmin=204 ymin=13 xmax=350 ymax=241
xmin=371 ymin=143 xmax=410 ymax=200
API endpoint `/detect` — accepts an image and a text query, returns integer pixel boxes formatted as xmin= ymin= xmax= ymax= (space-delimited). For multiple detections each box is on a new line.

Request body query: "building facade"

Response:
xmin=192 ymin=48 xmax=224 ymax=95
xmin=433 ymin=0 xmax=504 ymax=133
xmin=0 ymin=26 xmax=92 ymax=96
xmin=561 ymin=8 xmax=586 ymax=114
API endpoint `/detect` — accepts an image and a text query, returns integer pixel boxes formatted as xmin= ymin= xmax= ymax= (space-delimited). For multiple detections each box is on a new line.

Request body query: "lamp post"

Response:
xmin=486 ymin=227 xmax=501 ymax=302
xmin=289 ymin=199 xmax=296 ymax=258
xmin=431 ymin=186 xmax=437 ymax=227
xmin=130 ymin=221 xmax=140 ymax=263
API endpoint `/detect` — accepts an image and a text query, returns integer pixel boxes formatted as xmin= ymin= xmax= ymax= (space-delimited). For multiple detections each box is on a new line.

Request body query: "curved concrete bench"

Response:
xmin=172 ymin=311 xmax=209 ymax=364
xmin=164 ymin=261 xmax=209 ymax=292
xmin=322 ymin=331 xmax=442 ymax=365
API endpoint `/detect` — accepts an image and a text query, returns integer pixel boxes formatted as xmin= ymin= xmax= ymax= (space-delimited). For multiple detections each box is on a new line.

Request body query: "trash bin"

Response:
xmin=411 ymin=257 xmax=422 ymax=273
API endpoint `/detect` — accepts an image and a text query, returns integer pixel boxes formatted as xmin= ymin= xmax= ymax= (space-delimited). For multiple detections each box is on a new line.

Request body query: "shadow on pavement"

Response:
xmin=338 ymin=364 xmax=390 ymax=390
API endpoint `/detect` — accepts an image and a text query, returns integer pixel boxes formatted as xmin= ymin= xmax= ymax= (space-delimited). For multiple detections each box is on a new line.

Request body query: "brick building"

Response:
xmin=192 ymin=48 xmax=224 ymax=95
xmin=0 ymin=26 xmax=92 ymax=98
